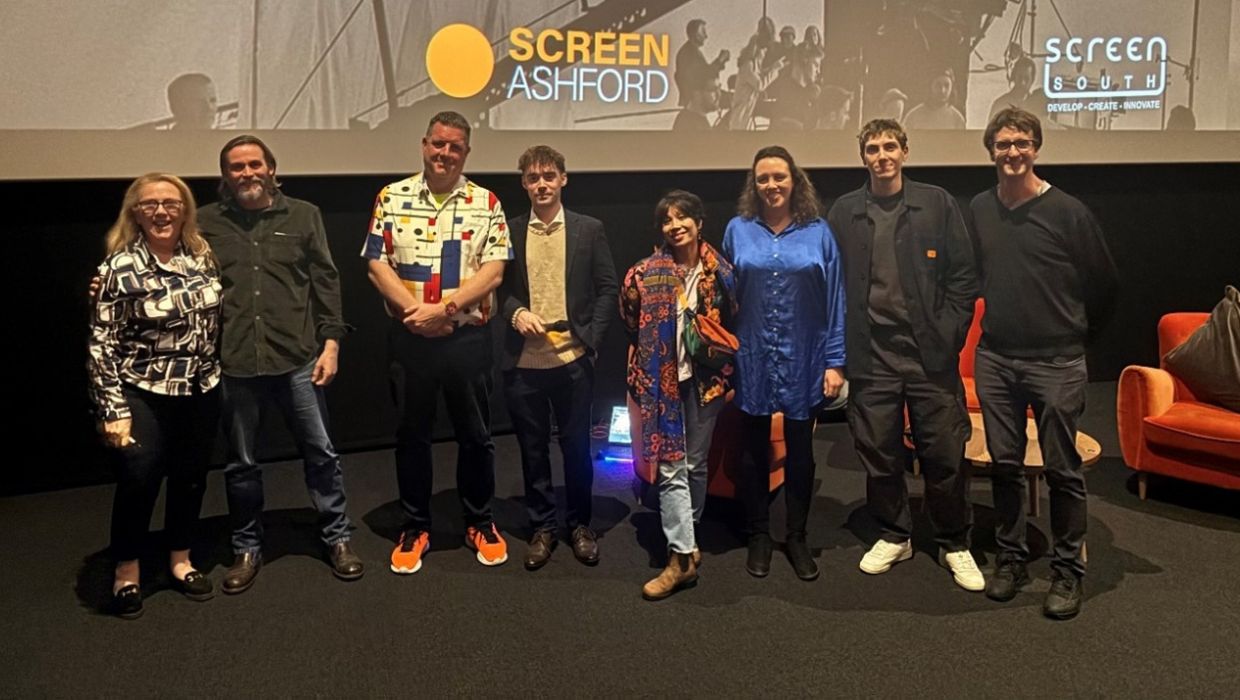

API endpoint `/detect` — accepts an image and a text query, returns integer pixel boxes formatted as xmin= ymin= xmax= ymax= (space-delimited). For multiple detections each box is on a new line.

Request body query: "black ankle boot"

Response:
xmin=746 ymin=533 xmax=773 ymax=578
xmin=785 ymin=532 xmax=819 ymax=581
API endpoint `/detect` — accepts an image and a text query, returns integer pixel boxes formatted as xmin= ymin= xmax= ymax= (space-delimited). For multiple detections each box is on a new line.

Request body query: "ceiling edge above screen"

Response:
xmin=2 ymin=129 xmax=1239 ymax=181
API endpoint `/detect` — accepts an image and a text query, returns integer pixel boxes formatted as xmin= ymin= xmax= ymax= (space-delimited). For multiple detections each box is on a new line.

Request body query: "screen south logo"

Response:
xmin=1042 ymin=34 xmax=1168 ymax=113
xmin=425 ymin=23 xmax=671 ymax=103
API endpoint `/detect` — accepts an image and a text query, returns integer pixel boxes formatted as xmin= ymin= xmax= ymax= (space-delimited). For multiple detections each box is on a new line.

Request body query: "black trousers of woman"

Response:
xmin=741 ymin=407 xmax=821 ymax=537
xmin=109 ymin=384 xmax=220 ymax=562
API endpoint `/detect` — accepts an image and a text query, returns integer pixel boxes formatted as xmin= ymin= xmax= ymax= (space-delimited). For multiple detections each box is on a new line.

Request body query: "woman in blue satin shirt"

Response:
xmin=722 ymin=145 xmax=846 ymax=582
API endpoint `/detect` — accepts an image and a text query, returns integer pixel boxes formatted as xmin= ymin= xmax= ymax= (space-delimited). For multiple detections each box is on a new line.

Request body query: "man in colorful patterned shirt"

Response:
xmin=363 ymin=111 xmax=514 ymax=573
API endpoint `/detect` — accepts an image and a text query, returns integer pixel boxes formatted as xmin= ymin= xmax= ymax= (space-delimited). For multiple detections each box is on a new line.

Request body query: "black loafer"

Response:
xmin=173 ymin=570 xmax=214 ymax=601
xmin=112 ymin=584 xmax=143 ymax=620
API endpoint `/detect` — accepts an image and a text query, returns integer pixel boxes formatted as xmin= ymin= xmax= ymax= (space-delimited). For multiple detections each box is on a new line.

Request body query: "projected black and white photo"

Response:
xmin=1 ymin=0 xmax=1237 ymax=177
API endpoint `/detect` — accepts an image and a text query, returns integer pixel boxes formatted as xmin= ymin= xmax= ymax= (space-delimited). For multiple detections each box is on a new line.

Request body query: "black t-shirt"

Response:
xmin=867 ymin=190 xmax=910 ymax=328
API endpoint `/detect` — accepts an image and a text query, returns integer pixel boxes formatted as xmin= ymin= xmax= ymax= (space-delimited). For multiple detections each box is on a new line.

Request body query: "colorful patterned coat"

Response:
xmin=620 ymin=240 xmax=736 ymax=467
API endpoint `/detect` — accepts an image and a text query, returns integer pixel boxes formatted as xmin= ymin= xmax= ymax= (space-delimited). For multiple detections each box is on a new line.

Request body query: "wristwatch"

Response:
xmin=444 ymin=298 xmax=459 ymax=317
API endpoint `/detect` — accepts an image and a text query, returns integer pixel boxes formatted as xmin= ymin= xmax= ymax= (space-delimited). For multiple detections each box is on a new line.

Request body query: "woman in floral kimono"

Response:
xmin=620 ymin=190 xmax=736 ymax=600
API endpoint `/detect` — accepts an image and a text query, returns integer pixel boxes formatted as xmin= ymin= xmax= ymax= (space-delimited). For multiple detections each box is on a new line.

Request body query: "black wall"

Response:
xmin=7 ymin=160 xmax=1235 ymax=495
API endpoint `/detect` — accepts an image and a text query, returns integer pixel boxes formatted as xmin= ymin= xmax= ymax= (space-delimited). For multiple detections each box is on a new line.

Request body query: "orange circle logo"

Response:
xmin=426 ymin=24 xmax=494 ymax=98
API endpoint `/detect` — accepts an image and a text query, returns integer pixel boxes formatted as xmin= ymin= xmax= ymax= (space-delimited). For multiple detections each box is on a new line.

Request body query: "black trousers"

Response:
xmin=975 ymin=346 xmax=1089 ymax=579
xmin=847 ymin=326 xmax=972 ymax=550
xmin=741 ymin=407 xmax=820 ymax=537
xmin=389 ymin=322 xmax=495 ymax=532
xmin=503 ymin=357 xmax=595 ymax=532
xmin=109 ymin=384 xmax=220 ymax=562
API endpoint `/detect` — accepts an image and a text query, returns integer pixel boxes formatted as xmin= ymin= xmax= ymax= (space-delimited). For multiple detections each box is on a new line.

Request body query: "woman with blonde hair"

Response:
xmin=88 ymin=173 xmax=222 ymax=618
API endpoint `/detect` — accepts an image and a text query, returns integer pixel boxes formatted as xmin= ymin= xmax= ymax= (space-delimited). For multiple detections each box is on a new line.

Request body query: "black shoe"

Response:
xmin=1043 ymin=571 xmax=1083 ymax=620
xmin=746 ymin=533 xmax=773 ymax=578
xmin=785 ymin=532 xmax=819 ymax=581
xmin=172 ymin=570 xmax=214 ymax=601
xmin=329 ymin=541 xmax=365 ymax=581
xmin=570 ymin=525 xmax=600 ymax=565
xmin=985 ymin=560 xmax=1030 ymax=602
xmin=222 ymin=551 xmax=262 ymax=595
xmin=112 ymin=584 xmax=143 ymax=620
xmin=524 ymin=529 xmax=556 ymax=570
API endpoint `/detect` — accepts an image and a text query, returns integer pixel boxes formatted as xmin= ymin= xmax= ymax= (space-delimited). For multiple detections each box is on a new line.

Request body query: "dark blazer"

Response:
xmin=826 ymin=177 xmax=978 ymax=376
xmin=498 ymin=208 xmax=619 ymax=371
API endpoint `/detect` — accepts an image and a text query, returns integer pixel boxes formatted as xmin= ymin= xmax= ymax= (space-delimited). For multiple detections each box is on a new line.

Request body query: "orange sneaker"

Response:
xmin=465 ymin=523 xmax=508 ymax=566
xmin=390 ymin=530 xmax=429 ymax=574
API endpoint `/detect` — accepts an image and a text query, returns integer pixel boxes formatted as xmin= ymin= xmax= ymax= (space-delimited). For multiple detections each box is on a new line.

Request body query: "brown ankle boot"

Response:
xmin=642 ymin=552 xmax=698 ymax=600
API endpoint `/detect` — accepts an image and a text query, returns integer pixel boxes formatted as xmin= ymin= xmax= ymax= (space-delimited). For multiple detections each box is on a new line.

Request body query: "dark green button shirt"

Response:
xmin=197 ymin=192 xmax=348 ymax=377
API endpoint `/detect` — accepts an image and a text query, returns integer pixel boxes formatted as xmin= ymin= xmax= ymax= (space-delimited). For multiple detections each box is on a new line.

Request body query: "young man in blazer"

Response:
xmin=499 ymin=145 xmax=618 ymax=570
xmin=826 ymin=119 xmax=983 ymax=592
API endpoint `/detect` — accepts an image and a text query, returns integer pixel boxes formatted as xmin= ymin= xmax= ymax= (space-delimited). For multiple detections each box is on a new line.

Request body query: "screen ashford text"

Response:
xmin=506 ymin=27 xmax=672 ymax=103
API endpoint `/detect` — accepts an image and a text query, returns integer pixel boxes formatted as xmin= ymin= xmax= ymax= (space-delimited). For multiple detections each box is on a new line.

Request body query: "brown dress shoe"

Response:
xmin=524 ymin=530 xmax=556 ymax=570
xmin=642 ymin=552 xmax=698 ymax=600
xmin=570 ymin=525 xmax=600 ymax=565
xmin=329 ymin=541 xmax=365 ymax=581
xmin=222 ymin=551 xmax=262 ymax=595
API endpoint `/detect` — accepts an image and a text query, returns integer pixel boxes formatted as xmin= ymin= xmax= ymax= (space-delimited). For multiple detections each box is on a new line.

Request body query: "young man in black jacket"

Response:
xmin=827 ymin=119 xmax=983 ymax=592
xmin=971 ymin=108 xmax=1119 ymax=619
xmin=498 ymin=145 xmax=618 ymax=570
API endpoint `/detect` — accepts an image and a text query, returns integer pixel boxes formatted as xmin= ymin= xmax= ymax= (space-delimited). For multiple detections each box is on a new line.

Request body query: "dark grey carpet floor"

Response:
xmin=3 ymin=382 xmax=1237 ymax=697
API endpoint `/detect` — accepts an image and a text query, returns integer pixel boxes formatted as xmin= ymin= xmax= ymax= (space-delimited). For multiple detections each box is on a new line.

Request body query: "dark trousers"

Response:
xmin=503 ymin=358 xmax=595 ymax=532
xmin=741 ymin=407 xmax=820 ymax=537
xmin=389 ymin=322 xmax=495 ymax=532
xmin=847 ymin=326 xmax=972 ymax=550
xmin=222 ymin=360 xmax=353 ymax=554
xmin=975 ymin=346 xmax=1088 ymax=579
xmin=110 ymin=384 xmax=219 ymax=562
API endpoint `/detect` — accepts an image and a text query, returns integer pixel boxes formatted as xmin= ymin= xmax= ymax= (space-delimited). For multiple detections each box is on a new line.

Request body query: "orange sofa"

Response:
xmin=1116 ymin=313 xmax=1240 ymax=498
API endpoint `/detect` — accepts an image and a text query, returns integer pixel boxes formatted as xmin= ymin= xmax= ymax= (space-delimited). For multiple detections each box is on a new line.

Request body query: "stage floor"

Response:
xmin=3 ymin=382 xmax=1236 ymax=696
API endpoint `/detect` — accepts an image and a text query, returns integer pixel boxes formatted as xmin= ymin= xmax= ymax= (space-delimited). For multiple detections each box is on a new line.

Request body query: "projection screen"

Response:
xmin=2 ymin=0 xmax=1238 ymax=179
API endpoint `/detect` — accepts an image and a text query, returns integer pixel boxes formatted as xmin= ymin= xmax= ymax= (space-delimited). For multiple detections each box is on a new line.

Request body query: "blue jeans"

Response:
xmin=657 ymin=380 xmax=723 ymax=555
xmin=222 ymin=360 xmax=352 ymax=554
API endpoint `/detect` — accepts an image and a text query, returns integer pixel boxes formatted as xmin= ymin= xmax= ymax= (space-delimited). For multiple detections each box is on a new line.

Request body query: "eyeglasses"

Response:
xmin=135 ymin=199 xmax=184 ymax=215
xmin=992 ymin=139 xmax=1036 ymax=154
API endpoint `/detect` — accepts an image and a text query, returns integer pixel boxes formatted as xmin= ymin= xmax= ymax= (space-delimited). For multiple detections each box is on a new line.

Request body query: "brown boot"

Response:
xmin=641 ymin=552 xmax=698 ymax=600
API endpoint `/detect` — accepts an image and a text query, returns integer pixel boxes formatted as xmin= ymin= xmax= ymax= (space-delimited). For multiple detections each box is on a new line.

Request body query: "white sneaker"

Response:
xmin=859 ymin=539 xmax=913 ymax=574
xmin=941 ymin=550 xmax=985 ymax=592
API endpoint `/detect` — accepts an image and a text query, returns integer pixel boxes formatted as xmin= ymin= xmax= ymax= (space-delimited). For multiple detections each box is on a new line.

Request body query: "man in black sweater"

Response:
xmin=970 ymin=108 xmax=1118 ymax=620
xmin=828 ymin=119 xmax=982 ymax=592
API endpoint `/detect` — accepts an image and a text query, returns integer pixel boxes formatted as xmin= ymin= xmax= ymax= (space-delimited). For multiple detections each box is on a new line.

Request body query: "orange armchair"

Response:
xmin=1116 ymin=313 xmax=1240 ymax=498
xmin=959 ymin=297 xmax=987 ymax=412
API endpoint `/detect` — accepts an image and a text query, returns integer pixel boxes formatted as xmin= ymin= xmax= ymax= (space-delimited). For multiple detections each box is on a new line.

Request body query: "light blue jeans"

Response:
xmin=657 ymin=380 xmax=723 ymax=554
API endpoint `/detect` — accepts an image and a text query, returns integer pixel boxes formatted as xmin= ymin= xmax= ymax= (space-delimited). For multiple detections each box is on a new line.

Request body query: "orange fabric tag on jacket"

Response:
xmin=926 ymin=249 xmax=937 ymax=259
